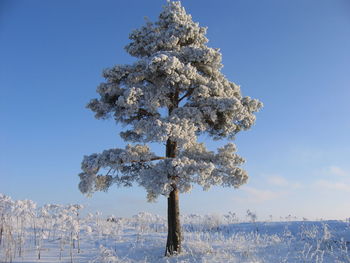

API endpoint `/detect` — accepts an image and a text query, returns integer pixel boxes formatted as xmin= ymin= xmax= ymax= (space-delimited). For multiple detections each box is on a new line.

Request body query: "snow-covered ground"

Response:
xmin=1 ymin=194 xmax=350 ymax=263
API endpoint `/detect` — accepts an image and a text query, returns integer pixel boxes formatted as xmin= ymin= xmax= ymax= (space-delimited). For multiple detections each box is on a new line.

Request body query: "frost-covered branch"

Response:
xmin=78 ymin=145 xmax=168 ymax=195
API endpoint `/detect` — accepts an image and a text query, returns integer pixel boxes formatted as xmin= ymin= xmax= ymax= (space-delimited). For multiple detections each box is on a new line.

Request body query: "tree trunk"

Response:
xmin=165 ymin=187 xmax=181 ymax=256
xmin=165 ymin=139 xmax=181 ymax=256
xmin=0 ymin=225 xmax=3 ymax=245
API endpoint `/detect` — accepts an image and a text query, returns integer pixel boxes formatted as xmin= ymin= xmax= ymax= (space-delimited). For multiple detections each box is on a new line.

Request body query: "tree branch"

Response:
xmin=178 ymin=88 xmax=194 ymax=102
xmin=145 ymin=79 xmax=156 ymax=86
xmin=100 ymin=156 xmax=169 ymax=176
xmin=126 ymin=156 xmax=168 ymax=164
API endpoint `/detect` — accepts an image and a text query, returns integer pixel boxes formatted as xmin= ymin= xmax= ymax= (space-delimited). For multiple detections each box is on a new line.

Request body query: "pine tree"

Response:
xmin=78 ymin=1 xmax=262 ymax=255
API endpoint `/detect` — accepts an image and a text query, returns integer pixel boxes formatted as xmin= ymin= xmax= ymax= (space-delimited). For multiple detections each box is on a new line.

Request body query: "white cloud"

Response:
xmin=315 ymin=179 xmax=350 ymax=192
xmin=267 ymin=175 xmax=303 ymax=189
xmin=233 ymin=186 xmax=287 ymax=204
xmin=267 ymin=176 xmax=288 ymax=186
xmin=244 ymin=187 xmax=281 ymax=201
xmin=328 ymin=166 xmax=347 ymax=177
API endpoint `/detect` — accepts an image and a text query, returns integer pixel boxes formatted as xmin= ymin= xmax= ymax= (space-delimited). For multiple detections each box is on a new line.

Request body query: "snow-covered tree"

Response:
xmin=78 ymin=1 xmax=262 ymax=255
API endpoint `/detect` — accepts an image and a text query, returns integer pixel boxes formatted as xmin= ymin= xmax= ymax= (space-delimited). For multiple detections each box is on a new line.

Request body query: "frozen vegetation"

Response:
xmin=79 ymin=1 xmax=262 ymax=254
xmin=1 ymin=194 xmax=350 ymax=263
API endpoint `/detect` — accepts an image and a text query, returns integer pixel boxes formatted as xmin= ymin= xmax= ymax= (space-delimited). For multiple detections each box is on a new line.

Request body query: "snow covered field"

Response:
xmin=1 ymin=194 xmax=350 ymax=263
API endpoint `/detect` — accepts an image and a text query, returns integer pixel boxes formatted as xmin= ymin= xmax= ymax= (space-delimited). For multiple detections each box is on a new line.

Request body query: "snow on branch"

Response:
xmin=78 ymin=144 xmax=164 ymax=195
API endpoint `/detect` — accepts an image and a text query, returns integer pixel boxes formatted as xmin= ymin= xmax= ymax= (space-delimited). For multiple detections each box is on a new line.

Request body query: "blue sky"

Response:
xmin=1 ymin=0 xmax=350 ymax=220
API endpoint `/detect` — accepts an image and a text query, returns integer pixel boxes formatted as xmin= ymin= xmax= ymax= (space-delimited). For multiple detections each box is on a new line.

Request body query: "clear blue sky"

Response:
xmin=1 ymin=0 xmax=350 ymax=220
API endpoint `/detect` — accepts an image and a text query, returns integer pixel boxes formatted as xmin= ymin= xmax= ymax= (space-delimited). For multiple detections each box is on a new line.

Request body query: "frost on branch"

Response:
xmin=80 ymin=1 xmax=262 ymax=201
xmin=79 ymin=144 xmax=158 ymax=195
xmin=79 ymin=142 xmax=248 ymax=201
xmin=125 ymin=1 xmax=208 ymax=58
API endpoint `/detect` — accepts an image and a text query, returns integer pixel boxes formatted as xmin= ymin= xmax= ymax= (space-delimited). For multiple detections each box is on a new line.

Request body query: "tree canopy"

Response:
xmin=78 ymin=1 xmax=262 ymax=202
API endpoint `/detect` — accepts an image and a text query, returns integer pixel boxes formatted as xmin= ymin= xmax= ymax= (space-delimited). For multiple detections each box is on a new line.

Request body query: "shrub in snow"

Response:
xmin=90 ymin=245 xmax=120 ymax=263
xmin=246 ymin=210 xmax=257 ymax=223
xmin=1 ymin=194 xmax=350 ymax=262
